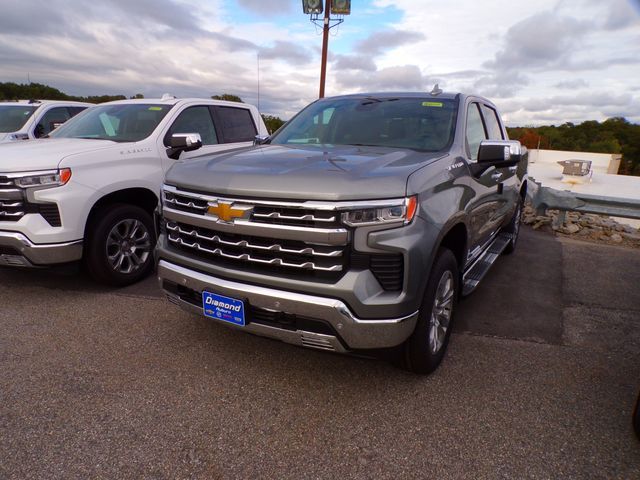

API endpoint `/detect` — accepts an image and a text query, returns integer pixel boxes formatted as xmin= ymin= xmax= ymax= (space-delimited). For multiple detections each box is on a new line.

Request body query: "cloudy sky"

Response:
xmin=1 ymin=0 xmax=639 ymax=125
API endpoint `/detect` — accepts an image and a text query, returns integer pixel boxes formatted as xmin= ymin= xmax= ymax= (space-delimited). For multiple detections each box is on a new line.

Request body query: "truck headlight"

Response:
xmin=14 ymin=168 xmax=72 ymax=188
xmin=342 ymin=196 xmax=418 ymax=226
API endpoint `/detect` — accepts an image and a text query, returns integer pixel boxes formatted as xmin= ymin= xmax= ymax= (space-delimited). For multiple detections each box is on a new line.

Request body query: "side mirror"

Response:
xmin=33 ymin=124 xmax=45 ymax=138
xmin=477 ymin=140 xmax=522 ymax=167
xmin=166 ymin=133 xmax=202 ymax=160
xmin=254 ymin=134 xmax=270 ymax=145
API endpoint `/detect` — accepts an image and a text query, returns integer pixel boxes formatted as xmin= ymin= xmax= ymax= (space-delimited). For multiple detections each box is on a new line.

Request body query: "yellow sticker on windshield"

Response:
xmin=148 ymin=106 xmax=163 ymax=111
xmin=422 ymin=102 xmax=443 ymax=107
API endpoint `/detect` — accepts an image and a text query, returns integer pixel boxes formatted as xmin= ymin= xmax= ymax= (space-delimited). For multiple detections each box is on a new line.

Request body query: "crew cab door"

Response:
xmin=159 ymin=104 xmax=258 ymax=172
xmin=463 ymin=101 xmax=509 ymax=251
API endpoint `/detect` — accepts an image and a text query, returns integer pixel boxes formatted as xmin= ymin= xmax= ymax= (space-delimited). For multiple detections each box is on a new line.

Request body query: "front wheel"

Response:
xmin=400 ymin=248 xmax=459 ymax=374
xmin=84 ymin=204 xmax=156 ymax=286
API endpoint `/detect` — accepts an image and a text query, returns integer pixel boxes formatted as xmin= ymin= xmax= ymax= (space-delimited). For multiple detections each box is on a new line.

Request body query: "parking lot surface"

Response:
xmin=1 ymin=227 xmax=639 ymax=479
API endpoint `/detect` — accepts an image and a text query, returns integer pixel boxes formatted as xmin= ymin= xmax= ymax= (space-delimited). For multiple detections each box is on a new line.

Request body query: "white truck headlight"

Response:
xmin=342 ymin=196 xmax=418 ymax=226
xmin=14 ymin=168 xmax=72 ymax=188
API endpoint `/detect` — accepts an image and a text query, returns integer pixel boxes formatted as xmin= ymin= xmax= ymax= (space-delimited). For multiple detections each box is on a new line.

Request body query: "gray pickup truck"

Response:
xmin=156 ymin=91 xmax=528 ymax=373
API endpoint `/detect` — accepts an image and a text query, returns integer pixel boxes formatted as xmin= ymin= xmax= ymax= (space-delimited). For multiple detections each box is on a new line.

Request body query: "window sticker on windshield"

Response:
xmin=148 ymin=106 xmax=163 ymax=111
xmin=422 ymin=102 xmax=443 ymax=107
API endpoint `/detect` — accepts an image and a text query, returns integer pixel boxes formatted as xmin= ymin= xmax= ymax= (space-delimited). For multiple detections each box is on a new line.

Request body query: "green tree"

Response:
xmin=261 ymin=114 xmax=285 ymax=134
xmin=211 ymin=93 xmax=243 ymax=103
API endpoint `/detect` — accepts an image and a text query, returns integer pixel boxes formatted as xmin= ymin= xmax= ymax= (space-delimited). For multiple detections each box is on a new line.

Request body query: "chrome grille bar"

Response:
xmin=252 ymin=212 xmax=336 ymax=223
xmin=167 ymin=223 xmax=342 ymax=257
xmin=163 ymin=207 xmax=348 ymax=246
xmin=164 ymin=196 xmax=208 ymax=211
xmin=168 ymin=234 xmax=343 ymax=272
xmin=0 ymin=211 xmax=24 ymax=217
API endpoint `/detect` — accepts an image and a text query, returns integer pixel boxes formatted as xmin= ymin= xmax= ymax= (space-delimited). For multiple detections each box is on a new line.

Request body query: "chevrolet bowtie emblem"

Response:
xmin=207 ymin=202 xmax=252 ymax=223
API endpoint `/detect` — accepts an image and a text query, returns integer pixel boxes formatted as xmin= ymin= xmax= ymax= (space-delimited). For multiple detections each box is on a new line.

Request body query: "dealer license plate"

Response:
xmin=202 ymin=291 xmax=245 ymax=327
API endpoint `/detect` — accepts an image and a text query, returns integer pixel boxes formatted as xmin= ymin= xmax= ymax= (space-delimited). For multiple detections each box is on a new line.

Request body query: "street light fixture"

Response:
xmin=302 ymin=0 xmax=351 ymax=98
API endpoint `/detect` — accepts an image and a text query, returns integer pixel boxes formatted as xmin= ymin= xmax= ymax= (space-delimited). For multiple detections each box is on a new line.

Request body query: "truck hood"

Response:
xmin=166 ymin=144 xmax=447 ymax=201
xmin=0 ymin=138 xmax=117 ymax=172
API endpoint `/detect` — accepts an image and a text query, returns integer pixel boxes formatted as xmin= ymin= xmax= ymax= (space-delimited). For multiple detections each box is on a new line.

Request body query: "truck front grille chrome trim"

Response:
xmin=0 ymin=210 xmax=24 ymax=217
xmin=166 ymin=222 xmax=343 ymax=257
xmin=167 ymin=234 xmax=343 ymax=272
xmin=163 ymin=206 xmax=349 ymax=246
xmin=0 ymin=201 xmax=22 ymax=208
xmin=252 ymin=212 xmax=337 ymax=223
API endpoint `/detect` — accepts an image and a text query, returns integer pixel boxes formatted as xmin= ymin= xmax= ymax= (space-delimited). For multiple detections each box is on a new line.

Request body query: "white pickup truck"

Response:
xmin=0 ymin=100 xmax=91 ymax=143
xmin=0 ymin=96 xmax=268 ymax=285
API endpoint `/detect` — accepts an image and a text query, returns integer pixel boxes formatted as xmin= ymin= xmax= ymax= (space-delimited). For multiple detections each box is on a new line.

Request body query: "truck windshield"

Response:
xmin=0 ymin=105 xmax=37 ymax=133
xmin=271 ymin=97 xmax=458 ymax=152
xmin=50 ymin=104 xmax=173 ymax=142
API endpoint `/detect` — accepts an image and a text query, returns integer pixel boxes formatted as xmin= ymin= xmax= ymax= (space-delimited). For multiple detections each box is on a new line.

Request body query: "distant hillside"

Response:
xmin=0 ymin=82 xmax=126 ymax=104
xmin=507 ymin=118 xmax=640 ymax=176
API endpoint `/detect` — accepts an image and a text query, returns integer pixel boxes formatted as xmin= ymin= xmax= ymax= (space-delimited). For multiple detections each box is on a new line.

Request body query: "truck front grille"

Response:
xmin=162 ymin=185 xmax=350 ymax=280
xmin=0 ymin=176 xmax=24 ymax=222
xmin=166 ymin=221 xmax=345 ymax=272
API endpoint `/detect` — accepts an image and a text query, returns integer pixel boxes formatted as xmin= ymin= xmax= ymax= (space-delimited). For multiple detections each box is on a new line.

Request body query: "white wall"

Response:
xmin=528 ymin=149 xmax=622 ymax=175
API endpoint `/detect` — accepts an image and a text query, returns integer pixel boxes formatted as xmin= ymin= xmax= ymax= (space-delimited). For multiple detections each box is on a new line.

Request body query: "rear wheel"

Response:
xmin=84 ymin=204 xmax=156 ymax=286
xmin=400 ymin=248 xmax=459 ymax=374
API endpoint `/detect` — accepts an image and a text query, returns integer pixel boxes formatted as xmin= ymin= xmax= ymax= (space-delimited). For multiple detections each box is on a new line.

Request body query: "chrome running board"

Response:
xmin=462 ymin=233 xmax=512 ymax=296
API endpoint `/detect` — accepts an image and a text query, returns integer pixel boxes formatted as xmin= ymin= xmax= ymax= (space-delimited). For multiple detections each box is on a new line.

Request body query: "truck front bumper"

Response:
xmin=0 ymin=231 xmax=83 ymax=267
xmin=158 ymin=260 xmax=419 ymax=352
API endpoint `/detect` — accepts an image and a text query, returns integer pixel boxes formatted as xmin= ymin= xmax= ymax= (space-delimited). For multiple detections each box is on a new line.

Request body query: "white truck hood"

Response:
xmin=0 ymin=138 xmax=117 ymax=172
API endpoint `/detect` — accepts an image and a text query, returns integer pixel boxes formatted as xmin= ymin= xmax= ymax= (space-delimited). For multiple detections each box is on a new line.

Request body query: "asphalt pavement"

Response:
xmin=1 ymin=227 xmax=639 ymax=479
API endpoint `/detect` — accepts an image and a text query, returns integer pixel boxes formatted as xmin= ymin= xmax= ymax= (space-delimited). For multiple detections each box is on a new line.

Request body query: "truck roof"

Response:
xmin=99 ymin=97 xmax=255 ymax=108
xmin=0 ymin=99 xmax=92 ymax=107
xmin=327 ymin=91 xmax=462 ymax=101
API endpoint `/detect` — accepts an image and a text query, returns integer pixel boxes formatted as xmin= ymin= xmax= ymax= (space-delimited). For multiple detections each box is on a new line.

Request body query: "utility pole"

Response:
xmin=303 ymin=0 xmax=350 ymax=99
xmin=318 ymin=0 xmax=331 ymax=98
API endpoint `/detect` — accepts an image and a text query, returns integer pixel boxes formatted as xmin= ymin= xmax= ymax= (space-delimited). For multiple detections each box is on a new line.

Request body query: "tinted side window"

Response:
xmin=480 ymin=105 xmax=504 ymax=140
xmin=166 ymin=106 xmax=218 ymax=146
xmin=214 ymin=107 xmax=257 ymax=143
xmin=466 ymin=103 xmax=487 ymax=161
xmin=36 ymin=107 xmax=71 ymax=137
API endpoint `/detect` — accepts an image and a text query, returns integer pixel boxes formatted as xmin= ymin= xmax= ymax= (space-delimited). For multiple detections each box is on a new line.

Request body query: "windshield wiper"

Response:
xmin=361 ymin=97 xmax=399 ymax=106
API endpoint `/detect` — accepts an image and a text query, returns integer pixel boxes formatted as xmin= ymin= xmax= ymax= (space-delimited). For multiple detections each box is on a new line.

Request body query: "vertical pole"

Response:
xmin=257 ymin=52 xmax=260 ymax=112
xmin=319 ymin=0 xmax=331 ymax=98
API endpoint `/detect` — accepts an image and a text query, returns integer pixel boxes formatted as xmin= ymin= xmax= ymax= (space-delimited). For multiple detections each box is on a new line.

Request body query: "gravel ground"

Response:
xmin=1 ymin=227 xmax=639 ymax=479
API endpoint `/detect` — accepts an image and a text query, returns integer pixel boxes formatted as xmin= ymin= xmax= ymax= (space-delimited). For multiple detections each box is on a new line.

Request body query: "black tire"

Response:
xmin=634 ymin=390 xmax=640 ymax=440
xmin=503 ymin=197 xmax=523 ymax=255
xmin=400 ymin=248 xmax=459 ymax=374
xmin=84 ymin=203 xmax=156 ymax=287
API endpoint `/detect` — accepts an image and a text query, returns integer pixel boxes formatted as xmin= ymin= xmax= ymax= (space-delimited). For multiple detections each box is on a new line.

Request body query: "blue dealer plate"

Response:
xmin=202 ymin=291 xmax=245 ymax=327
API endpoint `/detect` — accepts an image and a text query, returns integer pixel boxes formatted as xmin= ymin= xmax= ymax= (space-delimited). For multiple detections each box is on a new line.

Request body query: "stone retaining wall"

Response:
xmin=523 ymin=205 xmax=640 ymax=248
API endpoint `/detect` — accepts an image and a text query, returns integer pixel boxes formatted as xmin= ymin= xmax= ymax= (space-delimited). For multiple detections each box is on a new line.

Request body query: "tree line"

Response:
xmin=1 ymin=82 xmax=638 ymax=174
xmin=0 ymin=83 xmax=286 ymax=134
xmin=506 ymin=118 xmax=640 ymax=176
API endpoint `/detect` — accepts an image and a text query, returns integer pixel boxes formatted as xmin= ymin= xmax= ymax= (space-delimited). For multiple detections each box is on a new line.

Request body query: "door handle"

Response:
xmin=491 ymin=172 xmax=503 ymax=181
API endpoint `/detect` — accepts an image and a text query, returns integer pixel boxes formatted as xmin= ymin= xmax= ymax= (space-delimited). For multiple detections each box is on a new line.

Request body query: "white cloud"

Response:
xmin=0 ymin=0 xmax=638 ymax=124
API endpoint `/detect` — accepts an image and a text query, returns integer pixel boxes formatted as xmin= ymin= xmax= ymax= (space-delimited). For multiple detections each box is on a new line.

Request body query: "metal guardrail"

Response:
xmin=527 ymin=179 xmax=640 ymax=227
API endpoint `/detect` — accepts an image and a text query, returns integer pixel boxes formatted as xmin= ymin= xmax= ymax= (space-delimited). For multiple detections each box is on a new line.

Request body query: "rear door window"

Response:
xmin=480 ymin=105 xmax=504 ymax=140
xmin=211 ymin=106 xmax=257 ymax=143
